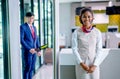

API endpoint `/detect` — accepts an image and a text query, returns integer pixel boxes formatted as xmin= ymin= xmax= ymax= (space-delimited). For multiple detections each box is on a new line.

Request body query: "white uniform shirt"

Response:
xmin=72 ymin=27 xmax=104 ymax=66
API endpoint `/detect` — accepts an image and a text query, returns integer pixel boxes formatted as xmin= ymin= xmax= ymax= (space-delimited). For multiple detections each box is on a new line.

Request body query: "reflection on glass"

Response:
xmin=33 ymin=0 xmax=54 ymax=79
xmin=0 ymin=2 xmax=4 ymax=79
xmin=36 ymin=0 xmax=54 ymax=78
xmin=34 ymin=1 xmax=41 ymax=71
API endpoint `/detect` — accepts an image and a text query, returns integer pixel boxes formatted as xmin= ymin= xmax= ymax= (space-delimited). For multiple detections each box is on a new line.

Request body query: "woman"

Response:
xmin=72 ymin=8 xmax=105 ymax=79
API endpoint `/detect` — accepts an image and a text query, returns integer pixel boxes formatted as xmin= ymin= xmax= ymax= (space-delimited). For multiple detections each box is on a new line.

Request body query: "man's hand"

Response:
xmin=37 ymin=51 xmax=41 ymax=56
xmin=80 ymin=62 xmax=89 ymax=71
xmin=29 ymin=48 xmax=36 ymax=54
xmin=87 ymin=65 xmax=96 ymax=73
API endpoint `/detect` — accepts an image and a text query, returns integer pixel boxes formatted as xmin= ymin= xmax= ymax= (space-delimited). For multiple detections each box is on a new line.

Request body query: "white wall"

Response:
xmin=8 ymin=0 xmax=22 ymax=79
xmin=59 ymin=3 xmax=71 ymax=47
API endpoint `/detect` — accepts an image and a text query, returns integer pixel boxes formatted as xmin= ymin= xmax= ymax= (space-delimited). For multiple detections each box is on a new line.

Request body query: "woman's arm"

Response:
xmin=72 ymin=30 xmax=83 ymax=64
xmin=72 ymin=30 xmax=89 ymax=71
xmin=93 ymin=30 xmax=105 ymax=67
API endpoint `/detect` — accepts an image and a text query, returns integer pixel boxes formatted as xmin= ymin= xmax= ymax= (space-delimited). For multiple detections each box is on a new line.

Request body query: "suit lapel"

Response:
xmin=25 ymin=23 xmax=33 ymax=38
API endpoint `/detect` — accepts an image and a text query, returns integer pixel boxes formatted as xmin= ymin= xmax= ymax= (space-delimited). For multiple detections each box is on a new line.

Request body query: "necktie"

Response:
xmin=30 ymin=26 xmax=35 ymax=39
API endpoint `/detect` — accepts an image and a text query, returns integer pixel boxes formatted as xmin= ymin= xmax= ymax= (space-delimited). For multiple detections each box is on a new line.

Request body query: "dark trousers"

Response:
xmin=23 ymin=52 xmax=36 ymax=79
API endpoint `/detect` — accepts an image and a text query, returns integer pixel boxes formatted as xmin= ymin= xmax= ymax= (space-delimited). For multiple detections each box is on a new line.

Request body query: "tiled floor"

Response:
xmin=33 ymin=64 xmax=53 ymax=79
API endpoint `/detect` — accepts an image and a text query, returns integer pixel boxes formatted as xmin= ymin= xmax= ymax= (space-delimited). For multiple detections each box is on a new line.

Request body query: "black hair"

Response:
xmin=25 ymin=12 xmax=34 ymax=17
xmin=79 ymin=8 xmax=93 ymax=24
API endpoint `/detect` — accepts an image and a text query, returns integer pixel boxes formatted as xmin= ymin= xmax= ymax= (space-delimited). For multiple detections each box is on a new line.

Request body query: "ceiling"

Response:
xmin=23 ymin=0 xmax=119 ymax=4
xmin=59 ymin=0 xmax=113 ymax=3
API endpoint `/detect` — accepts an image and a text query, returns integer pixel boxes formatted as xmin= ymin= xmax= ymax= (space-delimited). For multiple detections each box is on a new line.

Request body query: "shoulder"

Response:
xmin=72 ymin=28 xmax=83 ymax=38
xmin=93 ymin=27 xmax=101 ymax=34
xmin=74 ymin=27 xmax=82 ymax=33
xmin=93 ymin=27 xmax=102 ymax=38
xmin=20 ymin=23 xmax=28 ymax=28
xmin=20 ymin=23 xmax=29 ymax=31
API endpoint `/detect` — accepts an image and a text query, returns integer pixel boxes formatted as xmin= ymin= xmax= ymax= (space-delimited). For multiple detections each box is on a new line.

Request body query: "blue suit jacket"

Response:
xmin=20 ymin=23 xmax=40 ymax=51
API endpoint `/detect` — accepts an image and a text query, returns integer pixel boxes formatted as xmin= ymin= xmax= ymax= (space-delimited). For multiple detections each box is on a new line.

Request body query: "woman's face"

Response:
xmin=81 ymin=11 xmax=94 ymax=27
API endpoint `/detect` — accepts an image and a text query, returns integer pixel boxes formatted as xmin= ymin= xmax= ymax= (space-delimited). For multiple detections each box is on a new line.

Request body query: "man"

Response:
xmin=20 ymin=12 xmax=41 ymax=79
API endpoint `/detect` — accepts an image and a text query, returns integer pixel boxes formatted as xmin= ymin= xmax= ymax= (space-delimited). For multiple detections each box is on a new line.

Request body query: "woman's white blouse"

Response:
xmin=72 ymin=27 xmax=105 ymax=66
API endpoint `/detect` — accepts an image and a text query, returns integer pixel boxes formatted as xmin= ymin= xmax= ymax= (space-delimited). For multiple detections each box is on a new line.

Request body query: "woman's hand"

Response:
xmin=80 ymin=62 xmax=89 ymax=71
xmin=87 ymin=65 xmax=96 ymax=73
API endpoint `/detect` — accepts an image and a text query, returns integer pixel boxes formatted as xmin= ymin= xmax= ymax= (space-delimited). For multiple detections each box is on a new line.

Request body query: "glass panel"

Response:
xmin=34 ymin=1 xmax=41 ymax=71
xmin=34 ymin=21 xmax=39 ymax=35
xmin=42 ymin=0 xmax=53 ymax=48
xmin=0 ymin=1 xmax=4 ymax=79
xmin=24 ymin=0 xmax=31 ymax=13
xmin=39 ymin=0 xmax=54 ymax=79
xmin=34 ymin=21 xmax=40 ymax=71
xmin=34 ymin=3 xmax=38 ymax=20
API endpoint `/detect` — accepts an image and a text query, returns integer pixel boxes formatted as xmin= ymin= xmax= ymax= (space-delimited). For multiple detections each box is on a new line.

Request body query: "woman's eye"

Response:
xmin=82 ymin=16 xmax=91 ymax=18
xmin=83 ymin=16 xmax=86 ymax=18
xmin=88 ymin=16 xmax=91 ymax=18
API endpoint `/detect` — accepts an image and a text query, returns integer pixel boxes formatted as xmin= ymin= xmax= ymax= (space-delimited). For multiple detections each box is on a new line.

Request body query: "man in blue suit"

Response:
xmin=20 ymin=12 xmax=41 ymax=79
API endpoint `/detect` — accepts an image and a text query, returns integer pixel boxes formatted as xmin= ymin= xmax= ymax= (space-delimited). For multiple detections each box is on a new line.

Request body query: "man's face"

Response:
xmin=27 ymin=16 xmax=34 ymax=24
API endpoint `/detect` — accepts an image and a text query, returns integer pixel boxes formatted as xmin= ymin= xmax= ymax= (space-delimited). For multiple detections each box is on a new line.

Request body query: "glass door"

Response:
xmin=0 ymin=1 xmax=4 ymax=79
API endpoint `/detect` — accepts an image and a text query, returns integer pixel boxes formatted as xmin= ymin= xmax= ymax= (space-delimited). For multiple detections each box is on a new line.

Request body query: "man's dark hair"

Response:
xmin=25 ymin=12 xmax=34 ymax=17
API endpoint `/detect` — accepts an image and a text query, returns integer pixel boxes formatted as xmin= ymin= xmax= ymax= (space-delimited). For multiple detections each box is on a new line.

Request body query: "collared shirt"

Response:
xmin=27 ymin=23 xmax=33 ymax=31
xmin=27 ymin=23 xmax=35 ymax=39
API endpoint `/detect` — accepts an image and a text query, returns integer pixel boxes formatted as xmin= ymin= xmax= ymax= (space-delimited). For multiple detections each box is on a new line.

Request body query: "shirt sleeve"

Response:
xmin=72 ymin=30 xmax=83 ymax=64
xmin=93 ymin=30 xmax=107 ymax=66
